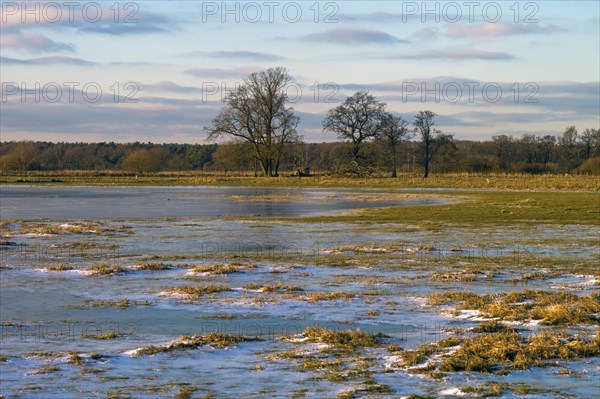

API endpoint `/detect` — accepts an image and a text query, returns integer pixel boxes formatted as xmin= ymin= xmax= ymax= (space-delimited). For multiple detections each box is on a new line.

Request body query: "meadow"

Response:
xmin=0 ymin=174 xmax=598 ymax=398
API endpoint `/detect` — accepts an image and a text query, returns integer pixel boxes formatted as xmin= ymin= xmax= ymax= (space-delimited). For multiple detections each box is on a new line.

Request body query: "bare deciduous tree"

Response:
xmin=414 ymin=110 xmax=452 ymax=178
xmin=559 ymin=126 xmax=579 ymax=172
xmin=377 ymin=113 xmax=411 ymax=177
xmin=205 ymin=67 xmax=300 ymax=177
xmin=580 ymin=128 xmax=600 ymax=159
xmin=322 ymin=91 xmax=386 ymax=164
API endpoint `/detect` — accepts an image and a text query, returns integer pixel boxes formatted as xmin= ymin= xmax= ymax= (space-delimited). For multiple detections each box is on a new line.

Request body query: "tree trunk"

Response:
xmin=391 ymin=149 xmax=397 ymax=178
xmin=424 ymin=141 xmax=430 ymax=178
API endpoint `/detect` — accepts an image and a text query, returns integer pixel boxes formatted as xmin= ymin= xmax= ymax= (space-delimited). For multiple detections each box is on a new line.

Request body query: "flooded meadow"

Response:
xmin=0 ymin=186 xmax=598 ymax=399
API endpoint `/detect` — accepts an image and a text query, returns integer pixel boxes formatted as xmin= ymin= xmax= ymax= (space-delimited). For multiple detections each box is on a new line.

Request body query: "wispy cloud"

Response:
xmin=185 ymin=67 xmax=263 ymax=79
xmin=302 ymin=28 xmax=407 ymax=45
xmin=143 ymin=81 xmax=202 ymax=94
xmin=76 ymin=12 xmax=171 ymax=35
xmin=1 ymin=7 xmax=170 ymax=36
xmin=410 ymin=28 xmax=439 ymax=41
xmin=184 ymin=51 xmax=284 ymax=62
xmin=1 ymin=56 xmax=95 ymax=66
xmin=336 ymin=12 xmax=404 ymax=23
xmin=0 ymin=32 xmax=74 ymax=53
xmin=386 ymin=50 xmax=514 ymax=60
xmin=0 ymin=97 xmax=221 ymax=143
xmin=447 ymin=23 xmax=565 ymax=42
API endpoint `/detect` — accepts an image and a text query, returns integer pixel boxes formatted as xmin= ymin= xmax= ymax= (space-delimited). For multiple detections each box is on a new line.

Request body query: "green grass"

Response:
xmin=296 ymin=191 xmax=600 ymax=226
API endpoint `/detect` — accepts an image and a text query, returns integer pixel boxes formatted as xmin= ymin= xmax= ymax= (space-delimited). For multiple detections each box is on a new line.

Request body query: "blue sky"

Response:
xmin=1 ymin=0 xmax=599 ymax=143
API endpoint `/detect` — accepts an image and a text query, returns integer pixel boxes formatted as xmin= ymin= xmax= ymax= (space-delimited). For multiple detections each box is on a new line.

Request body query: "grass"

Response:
xmin=135 ymin=332 xmax=246 ymax=356
xmin=460 ymin=382 xmax=549 ymax=398
xmin=80 ymin=298 xmax=152 ymax=309
xmin=439 ymin=330 xmax=600 ymax=373
xmin=392 ymin=329 xmax=600 ymax=374
xmin=66 ymin=352 xmax=85 ymax=366
xmin=303 ymin=327 xmax=385 ymax=349
xmin=134 ymin=262 xmax=174 ymax=271
xmin=303 ymin=291 xmax=356 ymax=302
xmin=276 ymin=327 xmax=391 ymax=395
xmin=296 ymin=190 xmax=600 ymax=226
xmin=82 ymin=331 xmax=121 ymax=340
xmin=2 ymin=171 xmax=598 ymax=191
xmin=1 ymin=221 xmax=132 ymax=236
xmin=46 ymin=264 xmax=73 ymax=271
xmin=165 ymin=284 xmax=231 ymax=299
xmin=429 ymin=271 xmax=477 ymax=282
xmin=428 ymin=290 xmax=600 ymax=325
xmin=244 ymin=282 xmax=303 ymax=292
xmin=90 ymin=263 xmax=128 ymax=275
xmin=189 ymin=262 xmax=249 ymax=275
xmin=53 ymin=241 xmax=121 ymax=250
xmin=31 ymin=365 xmax=61 ymax=374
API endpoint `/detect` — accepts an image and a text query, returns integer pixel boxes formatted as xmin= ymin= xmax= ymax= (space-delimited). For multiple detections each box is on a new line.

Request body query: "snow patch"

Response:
xmin=440 ymin=387 xmax=466 ymax=396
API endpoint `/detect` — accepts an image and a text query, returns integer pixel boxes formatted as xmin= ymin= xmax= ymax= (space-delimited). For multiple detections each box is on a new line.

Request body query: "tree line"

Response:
xmin=0 ymin=142 xmax=215 ymax=173
xmin=2 ymin=129 xmax=599 ymax=176
xmin=1 ymin=67 xmax=598 ymax=176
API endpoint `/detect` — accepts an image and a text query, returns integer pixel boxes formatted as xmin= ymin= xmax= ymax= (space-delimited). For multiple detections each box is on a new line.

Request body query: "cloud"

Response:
xmin=1 ymin=6 xmax=170 ymax=36
xmin=108 ymin=61 xmax=163 ymax=67
xmin=143 ymin=81 xmax=202 ymax=94
xmin=1 ymin=56 xmax=95 ymax=66
xmin=387 ymin=50 xmax=514 ymax=60
xmin=302 ymin=28 xmax=407 ymax=45
xmin=0 ymin=32 xmax=74 ymax=53
xmin=184 ymin=51 xmax=284 ymax=62
xmin=336 ymin=12 xmax=404 ymax=23
xmin=410 ymin=28 xmax=439 ymax=41
xmin=0 ymin=97 xmax=221 ymax=143
xmin=76 ymin=12 xmax=171 ymax=35
xmin=185 ymin=67 xmax=263 ymax=79
xmin=447 ymin=23 xmax=565 ymax=42
xmin=336 ymin=78 xmax=599 ymax=120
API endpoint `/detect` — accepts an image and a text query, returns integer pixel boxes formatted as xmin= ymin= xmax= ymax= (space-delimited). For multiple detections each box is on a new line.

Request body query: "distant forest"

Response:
xmin=1 ymin=128 xmax=599 ymax=176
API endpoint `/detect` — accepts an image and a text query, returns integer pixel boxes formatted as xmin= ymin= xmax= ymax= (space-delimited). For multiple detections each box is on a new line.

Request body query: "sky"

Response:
xmin=1 ymin=0 xmax=599 ymax=143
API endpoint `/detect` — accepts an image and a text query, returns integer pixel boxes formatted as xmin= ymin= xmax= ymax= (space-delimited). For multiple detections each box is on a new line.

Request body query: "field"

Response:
xmin=0 ymin=175 xmax=598 ymax=398
xmin=1 ymin=171 xmax=599 ymax=191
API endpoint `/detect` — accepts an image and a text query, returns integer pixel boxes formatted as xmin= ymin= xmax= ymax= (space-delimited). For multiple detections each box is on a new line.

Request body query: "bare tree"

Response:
xmin=1 ymin=141 xmax=38 ymax=172
xmin=322 ymin=91 xmax=386 ymax=164
xmin=580 ymin=128 xmax=600 ymax=159
xmin=121 ymin=149 xmax=163 ymax=174
xmin=413 ymin=110 xmax=452 ymax=178
xmin=205 ymin=67 xmax=300 ymax=177
xmin=559 ymin=126 xmax=579 ymax=172
xmin=492 ymin=134 xmax=514 ymax=170
xmin=377 ymin=113 xmax=411 ymax=177
xmin=211 ymin=141 xmax=254 ymax=174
